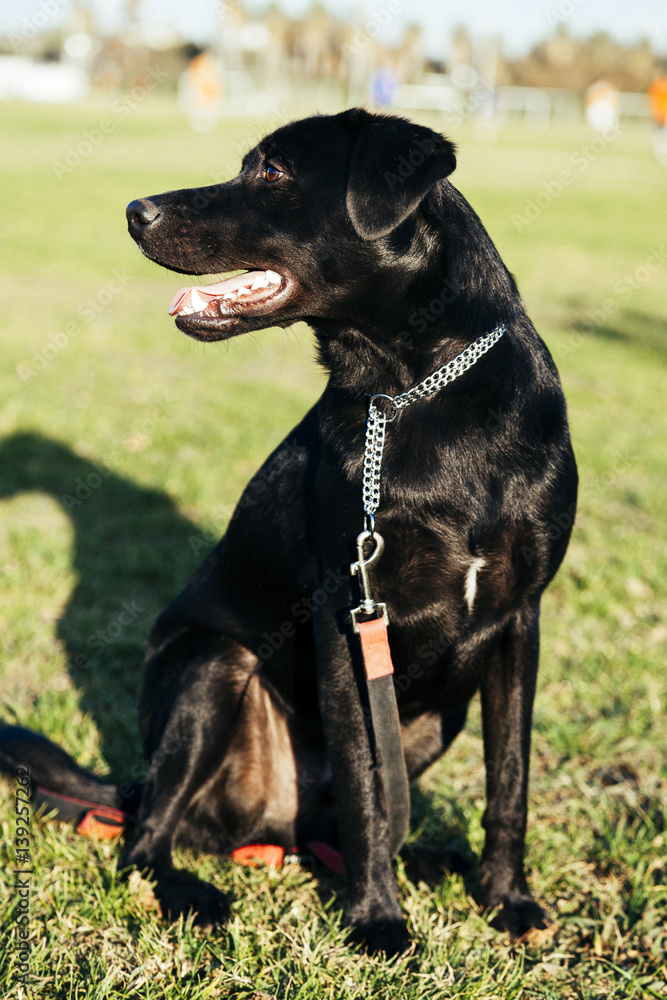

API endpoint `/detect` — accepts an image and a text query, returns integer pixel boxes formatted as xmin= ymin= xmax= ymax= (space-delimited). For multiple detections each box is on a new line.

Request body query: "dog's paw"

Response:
xmin=152 ymin=869 xmax=231 ymax=928
xmin=347 ymin=917 xmax=412 ymax=956
xmin=488 ymin=894 xmax=552 ymax=939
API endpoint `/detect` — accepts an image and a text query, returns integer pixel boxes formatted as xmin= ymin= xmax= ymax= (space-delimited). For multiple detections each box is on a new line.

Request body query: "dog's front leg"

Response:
xmin=478 ymin=607 xmax=550 ymax=936
xmin=313 ymin=605 xmax=410 ymax=955
xmin=119 ymin=630 xmax=244 ymax=928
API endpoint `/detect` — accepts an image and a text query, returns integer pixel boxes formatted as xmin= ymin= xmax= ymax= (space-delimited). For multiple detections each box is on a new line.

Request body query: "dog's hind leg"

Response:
xmin=120 ymin=626 xmax=264 ymax=927
xmin=478 ymin=607 xmax=551 ymax=936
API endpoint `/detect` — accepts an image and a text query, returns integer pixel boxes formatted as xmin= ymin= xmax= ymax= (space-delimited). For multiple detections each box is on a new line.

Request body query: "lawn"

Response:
xmin=0 ymin=98 xmax=665 ymax=999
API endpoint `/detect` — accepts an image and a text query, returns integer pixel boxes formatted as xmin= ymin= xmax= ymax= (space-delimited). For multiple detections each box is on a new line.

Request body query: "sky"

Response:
xmin=3 ymin=0 xmax=666 ymax=58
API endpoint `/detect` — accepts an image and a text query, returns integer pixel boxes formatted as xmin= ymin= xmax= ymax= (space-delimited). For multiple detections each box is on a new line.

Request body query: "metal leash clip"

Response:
xmin=349 ymin=530 xmax=389 ymax=633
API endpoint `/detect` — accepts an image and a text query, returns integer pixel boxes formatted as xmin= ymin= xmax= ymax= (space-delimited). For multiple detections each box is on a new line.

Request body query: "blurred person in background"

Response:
xmin=647 ymin=75 xmax=667 ymax=164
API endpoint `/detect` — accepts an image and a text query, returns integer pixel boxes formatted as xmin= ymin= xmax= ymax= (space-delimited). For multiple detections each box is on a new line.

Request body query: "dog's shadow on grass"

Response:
xmin=0 ymin=431 xmax=207 ymax=777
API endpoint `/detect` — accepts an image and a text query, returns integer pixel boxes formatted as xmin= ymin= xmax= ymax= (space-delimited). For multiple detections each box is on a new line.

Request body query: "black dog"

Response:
xmin=0 ymin=108 xmax=577 ymax=954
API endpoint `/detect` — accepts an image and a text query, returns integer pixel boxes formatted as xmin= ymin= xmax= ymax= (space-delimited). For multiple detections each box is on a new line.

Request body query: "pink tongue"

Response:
xmin=168 ymin=271 xmax=273 ymax=316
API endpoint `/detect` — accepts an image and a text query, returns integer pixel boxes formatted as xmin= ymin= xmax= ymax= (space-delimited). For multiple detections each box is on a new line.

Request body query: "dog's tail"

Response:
xmin=0 ymin=725 xmax=142 ymax=834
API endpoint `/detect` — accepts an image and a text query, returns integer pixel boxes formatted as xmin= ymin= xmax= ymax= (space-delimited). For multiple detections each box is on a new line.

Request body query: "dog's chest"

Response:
xmin=371 ymin=520 xmax=527 ymax=641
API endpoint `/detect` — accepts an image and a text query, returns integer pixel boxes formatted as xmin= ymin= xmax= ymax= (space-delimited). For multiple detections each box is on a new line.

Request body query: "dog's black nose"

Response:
xmin=126 ymin=198 xmax=161 ymax=232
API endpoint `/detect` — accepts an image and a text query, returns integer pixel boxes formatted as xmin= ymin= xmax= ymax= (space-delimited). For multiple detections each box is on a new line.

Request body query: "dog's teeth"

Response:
xmin=265 ymin=270 xmax=281 ymax=285
xmin=251 ymin=275 xmax=269 ymax=289
xmin=190 ymin=289 xmax=207 ymax=311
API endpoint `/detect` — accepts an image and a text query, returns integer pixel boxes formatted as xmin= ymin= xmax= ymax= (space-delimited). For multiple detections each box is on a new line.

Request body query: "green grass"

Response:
xmin=0 ymin=99 xmax=665 ymax=999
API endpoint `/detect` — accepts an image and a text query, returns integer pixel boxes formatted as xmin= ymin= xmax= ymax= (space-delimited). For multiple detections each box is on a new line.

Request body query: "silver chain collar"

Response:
xmin=361 ymin=324 xmax=506 ymax=531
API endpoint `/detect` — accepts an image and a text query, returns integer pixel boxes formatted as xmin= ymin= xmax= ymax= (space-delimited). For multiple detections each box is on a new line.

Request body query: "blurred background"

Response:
xmin=1 ymin=2 xmax=666 ymax=996
xmin=1 ymin=0 xmax=667 ymax=141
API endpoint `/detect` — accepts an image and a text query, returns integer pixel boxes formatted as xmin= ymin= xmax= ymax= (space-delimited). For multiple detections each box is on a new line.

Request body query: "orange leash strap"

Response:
xmin=357 ymin=616 xmax=394 ymax=679
xmin=76 ymin=806 xmax=127 ymax=839
xmin=229 ymin=843 xmax=285 ymax=868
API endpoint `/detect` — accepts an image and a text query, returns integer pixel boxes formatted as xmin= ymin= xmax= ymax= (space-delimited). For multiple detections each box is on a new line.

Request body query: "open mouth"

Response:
xmin=168 ymin=269 xmax=292 ymax=340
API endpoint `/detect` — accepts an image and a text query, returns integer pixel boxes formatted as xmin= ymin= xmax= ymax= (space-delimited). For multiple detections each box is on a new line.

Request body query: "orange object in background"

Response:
xmin=648 ymin=76 xmax=667 ymax=127
xmin=187 ymin=52 xmax=223 ymax=109
xmin=179 ymin=50 xmax=223 ymax=132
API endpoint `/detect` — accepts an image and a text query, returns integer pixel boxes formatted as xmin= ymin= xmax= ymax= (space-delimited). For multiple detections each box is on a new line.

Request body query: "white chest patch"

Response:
xmin=464 ymin=557 xmax=486 ymax=613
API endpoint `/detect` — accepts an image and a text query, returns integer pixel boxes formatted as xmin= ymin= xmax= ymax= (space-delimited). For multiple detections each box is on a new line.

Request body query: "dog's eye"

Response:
xmin=263 ymin=165 xmax=283 ymax=183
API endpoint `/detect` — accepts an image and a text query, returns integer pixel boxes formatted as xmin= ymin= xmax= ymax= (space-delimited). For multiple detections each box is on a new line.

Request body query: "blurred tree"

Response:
xmin=509 ymin=26 xmax=662 ymax=93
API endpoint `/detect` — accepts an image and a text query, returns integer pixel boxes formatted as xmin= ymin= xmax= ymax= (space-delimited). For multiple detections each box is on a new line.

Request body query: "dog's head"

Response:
xmin=127 ymin=108 xmax=456 ymax=343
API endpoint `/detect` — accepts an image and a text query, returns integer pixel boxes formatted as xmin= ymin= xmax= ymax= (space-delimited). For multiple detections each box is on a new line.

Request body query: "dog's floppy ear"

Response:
xmin=345 ymin=112 xmax=456 ymax=240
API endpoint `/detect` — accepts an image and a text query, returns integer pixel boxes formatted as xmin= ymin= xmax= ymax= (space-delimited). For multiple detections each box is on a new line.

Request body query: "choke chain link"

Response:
xmin=362 ymin=324 xmax=506 ymax=530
